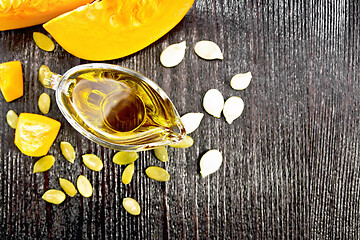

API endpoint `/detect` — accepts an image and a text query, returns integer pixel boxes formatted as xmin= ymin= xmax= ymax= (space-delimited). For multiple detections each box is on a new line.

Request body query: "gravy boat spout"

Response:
xmin=39 ymin=63 xmax=186 ymax=152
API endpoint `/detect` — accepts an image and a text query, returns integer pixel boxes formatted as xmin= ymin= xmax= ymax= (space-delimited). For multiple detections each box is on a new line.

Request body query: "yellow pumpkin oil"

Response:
xmin=60 ymin=69 xmax=184 ymax=146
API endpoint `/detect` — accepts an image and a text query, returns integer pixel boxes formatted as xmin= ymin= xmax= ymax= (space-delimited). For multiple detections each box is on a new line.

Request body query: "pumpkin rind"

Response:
xmin=0 ymin=0 xmax=93 ymax=31
xmin=43 ymin=0 xmax=195 ymax=60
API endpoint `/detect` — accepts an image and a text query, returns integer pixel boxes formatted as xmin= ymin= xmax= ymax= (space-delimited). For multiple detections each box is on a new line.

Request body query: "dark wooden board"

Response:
xmin=1 ymin=0 xmax=360 ymax=239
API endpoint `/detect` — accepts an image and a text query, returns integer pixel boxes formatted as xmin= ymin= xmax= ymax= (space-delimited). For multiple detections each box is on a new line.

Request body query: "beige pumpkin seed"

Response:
xmin=154 ymin=146 xmax=168 ymax=162
xmin=38 ymin=65 xmax=54 ymax=88
xmin=6 ymin=110 xmax=18 ymax=129
xmin=42 ymin=189 xmax=66 ymax=204
xmin=38 ymin=92 xmax=51 ymax=114
xmin=59 ymin=178 xmax=77 ymax=197
xmin=194 ymin=40 xmax=223 ymax=60
xmin=199 ymin=149 xmax=223 ymax=178
xmin=203 ymin=89 xmax=224 ymax=118
xmin=82 ymin=154 xmax=103 ymax=171
xmin=33 ymin=155 xmax=55 ymax=173
xmin=113 ymin=151 xmax=138 ymax=165
xmin=223 ymin=96 xmax=244 ymax=124
xmin=230 ymin=72 xmax=252 ymax=90
xmin=33 ymin=32 xmax=55 ymax=51
xmin=77 ymin=175 xmax=93 ymax=198
xmin=169 ymin=135 xmax=194 ymax=148
xmin=145 ymin=166 xmax=170 ymax=182
xmin=160 ymin=41 xmax=186 ymax=67
xmin=122 ymin=163 xmax=135 ymax=185
xmin=180 ymin=112 xmax=204 ymax=134
xmin=122 ymin=197 xmax=141 ymax=215
xmin=60 ymin=141 xmax=75 ymax=164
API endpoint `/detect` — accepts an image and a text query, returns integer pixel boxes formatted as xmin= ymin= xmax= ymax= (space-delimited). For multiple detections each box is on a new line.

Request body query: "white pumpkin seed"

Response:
xmin=160 ymin=41 xmax=186 ymax=67
xmin=38 ymin=92 xmax=51 ymax=114
xmin=82 ymin=154 xmax=103 ymax=171
xmin=59 ymin=178 xmax=77 ymax=197
xmin=154 ymin=146 xmax=168 ymax=162
xmin=33 ymin=32 xmax=55 ymax=52
xmin=123 ymin=197 xmax=141 ymax=215
xmin=169 ymin=135 xmax=194 ymax=148
xmin=230 ymin=72 xmax=252 ymax=90
xmin=200 ymin=149 xmax=223 ymax=178
xmin=33 ymin=155 xmax=55 ymax=173
xmin=223 ymin=96 xmax=244 ymax=124
xmin=42 ymin=189 xmax=66 ymax=204
xmin=77 ymin=175 xmax=93 ymax=198
xmin=122 ymin=163 xmax=135 ymax=185
xmin=6 ymin=110 xmax=18 ymax=129
xmin=203 ymin=89 xmax=224 ymax=118
xmin=38 ymin=65 xmax=54 ymax=88
xmin=194 ymin=40 xmax=223 ymax=60
xmin=145 ymin=166 xmax=170 ymax=182
xmin=180 ymin=112 xmax=204 ymax=134
xmin=60 ymin=141 xmax=75 ymax=164
xmin=113 ymin=151 xmax=138 ymax=165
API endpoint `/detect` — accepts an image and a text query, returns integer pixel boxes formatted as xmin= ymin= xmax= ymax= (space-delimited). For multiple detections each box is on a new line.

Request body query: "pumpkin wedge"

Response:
xmin=43 ymin=0 xmax=195 ymax=61
xmin=0 ymin=61 xmax=23 ymax=102
xmin=15 ymin=113 xmax=61 ymax=157
xmin=0 ymin=0 xmax=93 ymax=31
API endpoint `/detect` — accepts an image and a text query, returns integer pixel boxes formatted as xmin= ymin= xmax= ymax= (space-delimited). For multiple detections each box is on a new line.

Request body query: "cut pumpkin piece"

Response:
xmin=0 ymin=0 xmax=93 ymax=31
xmin=43 ymin=0 xmax=195 ymax=60
xmin=0 ymin=61 xmax=23 ymax=102
xmin=15 ymin=113 xmax=61 ymax=157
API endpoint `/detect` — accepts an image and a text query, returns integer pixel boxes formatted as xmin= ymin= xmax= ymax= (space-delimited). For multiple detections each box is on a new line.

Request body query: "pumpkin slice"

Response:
xmin=43 ymin=0 xmax=195 ymax=60
xmin=0 ymin=61 xmax=23 ymax=102
xmin=15 ymin=113 xmax=61 ymax=157
xmin=0 ymin=0 xmax=93 ymax=31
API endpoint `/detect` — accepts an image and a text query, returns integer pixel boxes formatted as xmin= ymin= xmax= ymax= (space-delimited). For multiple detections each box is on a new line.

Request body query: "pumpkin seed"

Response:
xmin=160 ymin=41 xmax=186 ymax=67
xmin=38 ymin=92 xmax=51 ymax=114
xmin=223 ymin=96 xmax=244 ymax=124
xmin=145 ymin=166 xmax=170 ymax=182
xmin=59 ymin=178 xmax=77 ymax=197
xmin=0 ymin=1 xmax=11 ymax=12
xmin=109 ymin=15 xmax=120 ymax=28
xmin=203 ymin=89 xmax=224 ymax=118
xmin=33 ymin=155 xmax=55 ymax=173
xmin=77 ymin=175 xmax=93 ymax=198
xmin=33 ymin=32 xmax=55 ymax=52
xmin=154 ymin=146 xmax=168 ymax=162
xmin=194 ymin=40 xmax=223 ymax=60
xmin=113 ymin=151 xmax=138 ymax=165
xmin=122 ymin=197 xmax=141 ymax=215
xmin=82 ymin=154 xmax=103 ymax=171
xmin=169 ymin=135 xmax=194 ymax=148
xmin=199 ymin=149 xmax=222 ymax=178
xmin=38 ymin=65 xmax=54 ymax=88
xmin=180 ymin=112 xmax=204 ymax=134
xmin=42 ymin=189 xmax=66 ymax=204
xmin=60 ymin=141 xmax=75 ymax=164
xmin=122 ymin=163 xmax=135 ymax=185
xmin=230 ymin=72 xmax=252 ymax=90
xmin=6 ymin=110 xmax=18 ymax=129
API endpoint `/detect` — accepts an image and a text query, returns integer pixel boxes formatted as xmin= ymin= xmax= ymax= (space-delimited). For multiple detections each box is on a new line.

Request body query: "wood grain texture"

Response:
xmin=1 ymin=0 xmax=360 ymax=239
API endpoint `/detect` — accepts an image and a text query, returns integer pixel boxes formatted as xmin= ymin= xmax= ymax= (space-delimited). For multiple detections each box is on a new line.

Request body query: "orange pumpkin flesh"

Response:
xmin=43 ymin=0 xmax=195 ymax=61
xmin=0 ymin=61 xmax=23 ymax=102
xmin=0 ymin=0 xmax=93 ymax=31
xmin=15 ymin=113 xmax=61 ymax=157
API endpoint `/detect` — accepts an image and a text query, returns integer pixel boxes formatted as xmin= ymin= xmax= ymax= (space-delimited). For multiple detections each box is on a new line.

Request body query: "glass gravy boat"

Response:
xmin=40 ymin=63 xmax=186 ymax=152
